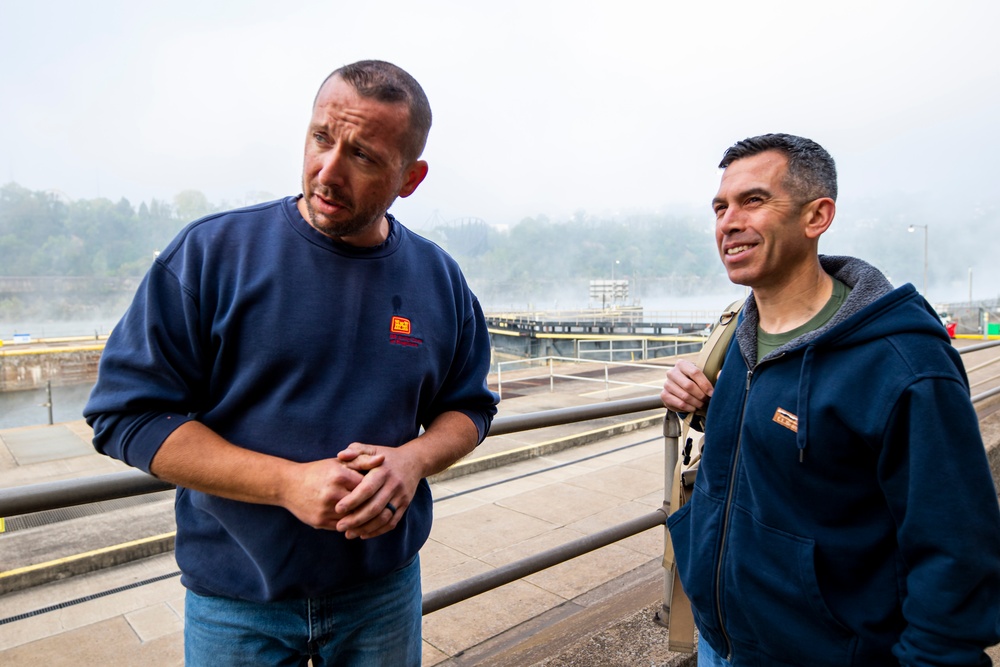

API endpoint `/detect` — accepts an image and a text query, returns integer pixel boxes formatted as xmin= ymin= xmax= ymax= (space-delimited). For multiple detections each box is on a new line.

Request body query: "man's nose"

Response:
xmin=317 ymin=148 xmax=346 ymax=186
xmin=717 ymin=206 xmax=744 ymax=233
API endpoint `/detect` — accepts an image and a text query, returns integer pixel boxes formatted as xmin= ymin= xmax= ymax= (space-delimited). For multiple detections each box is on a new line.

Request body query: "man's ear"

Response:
xmin=802 ymin=197 xmax=836 ymax=239
xmin=398 ymin=161 xmax=428 ymax=198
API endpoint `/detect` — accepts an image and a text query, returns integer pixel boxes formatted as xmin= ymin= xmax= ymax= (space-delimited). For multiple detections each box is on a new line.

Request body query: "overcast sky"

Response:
xmin=2 ymin=2 xmax=998 ymax=240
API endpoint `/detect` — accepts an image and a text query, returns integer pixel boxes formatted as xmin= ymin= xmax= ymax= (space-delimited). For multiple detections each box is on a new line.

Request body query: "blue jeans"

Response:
xmin=184 ymin=556 xmax=422 ymax=666
xmin=698 ymin=633 xmax=733 ymax=666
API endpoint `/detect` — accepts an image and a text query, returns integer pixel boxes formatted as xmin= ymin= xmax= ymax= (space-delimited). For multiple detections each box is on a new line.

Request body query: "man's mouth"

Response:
xmin=726 ymin=244 xmax=753 ymax=256
xmin=314 ymin=190 xmax=350 ymax=213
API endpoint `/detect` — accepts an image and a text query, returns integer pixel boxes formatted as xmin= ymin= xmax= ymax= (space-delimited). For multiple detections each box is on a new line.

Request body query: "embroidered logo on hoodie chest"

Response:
xmin=773 ymin=407 xmax=798 ymax=433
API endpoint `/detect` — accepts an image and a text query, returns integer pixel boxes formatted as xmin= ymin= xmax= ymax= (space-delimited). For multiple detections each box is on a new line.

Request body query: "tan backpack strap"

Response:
xmin=665 ymin=299 xmax=743 ymax=653
xmin=698 ymin=299 xmax=743 ymax=381
xmin=668 ymin=566 xmax=697 ymax=653
xmin=683 ymin=299 xmax=744 ymax=428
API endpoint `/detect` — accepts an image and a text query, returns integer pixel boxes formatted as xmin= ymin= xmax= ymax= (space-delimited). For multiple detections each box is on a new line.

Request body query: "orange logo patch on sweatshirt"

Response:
xmin=389 ymin=316 xmax=423 ymax=348
xmin=391 ymin=316 xmax=411 ymax=334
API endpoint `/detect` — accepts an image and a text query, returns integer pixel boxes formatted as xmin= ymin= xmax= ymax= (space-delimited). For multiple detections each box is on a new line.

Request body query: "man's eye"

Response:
xmin=714 ymin=205 xmax=727 ymax=217
xmin=313 ymin=133 xmax=328 ymax=144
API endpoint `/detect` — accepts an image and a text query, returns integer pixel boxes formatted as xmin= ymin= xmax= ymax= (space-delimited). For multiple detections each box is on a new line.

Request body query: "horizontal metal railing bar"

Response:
xmin=502 ymin=371 xmax=661 ymax=393
xmin=973 ymin=385 xmax=1000 ymax=404
xmin=961 ymin=340 xmax=1000 ymax=404
xmin=422 ymin=508 xmax=667 ymax=615
xmin=498 ymin=356 xmax=673 ymax=373
xmin=488 ymin=395 xmax=664 ymax=436
xmin=959 ymin=340 xmax=1000 ymax=354
xmin=498 ymin=372 xmax=639 ymax=392
xmin=3 ymin=474 xmax=150 ymax=518
xmin=0 ymin=396 xmax=666 ymax=517
xmin=0 ymin=470 xmax=174 ymax=517
xmin=549 ymin=374 xmax=664 ymax=388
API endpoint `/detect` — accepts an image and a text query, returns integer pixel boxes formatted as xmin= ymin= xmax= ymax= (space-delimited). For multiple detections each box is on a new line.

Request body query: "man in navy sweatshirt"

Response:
xmin=85 ymin=60 xmax=498 ymax=666
xmin=661 ymin=134 xmax=1000 ymax=666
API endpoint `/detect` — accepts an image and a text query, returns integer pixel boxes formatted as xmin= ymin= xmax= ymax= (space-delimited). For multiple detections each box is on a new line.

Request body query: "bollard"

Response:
xmin=42 ymin=380 xmax=54 ymax=425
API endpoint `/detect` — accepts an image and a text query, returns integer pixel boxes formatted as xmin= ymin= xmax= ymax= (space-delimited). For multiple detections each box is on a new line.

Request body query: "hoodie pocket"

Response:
xmin=725 ymin=506 xmax=857 ymax=665
xmin=667 ymin=498 xmax=726 ymax=644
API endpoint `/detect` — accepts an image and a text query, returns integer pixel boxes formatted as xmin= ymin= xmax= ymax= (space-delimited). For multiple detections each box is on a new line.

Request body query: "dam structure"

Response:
xmin=486 ymin=306 xmax=716 ymax=361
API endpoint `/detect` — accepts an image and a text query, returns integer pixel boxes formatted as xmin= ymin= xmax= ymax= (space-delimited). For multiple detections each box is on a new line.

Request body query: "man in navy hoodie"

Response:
xmin=85 ymin=60 xmax=497 ymax=666
xmin=661 ymin=134 xmax=1000 ymax=666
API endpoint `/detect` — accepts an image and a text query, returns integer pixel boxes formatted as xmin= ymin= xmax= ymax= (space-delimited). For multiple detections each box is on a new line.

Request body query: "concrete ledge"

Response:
xmin=0 ymin=532 xmax=175 ymax=594
xmin=431 ymin=414 xmax=663 ymax=483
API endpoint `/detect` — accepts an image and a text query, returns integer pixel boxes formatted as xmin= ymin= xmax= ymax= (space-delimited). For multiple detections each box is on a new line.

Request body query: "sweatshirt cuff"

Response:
xmin=120 ymin=412 xmax=197 ymax=473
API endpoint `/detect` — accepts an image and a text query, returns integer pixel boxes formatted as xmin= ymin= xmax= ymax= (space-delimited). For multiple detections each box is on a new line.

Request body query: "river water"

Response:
xmin=1 ymin=317 xmax=119 ymax=430
xmin=0 ymin=383 xmax=96 ymax=430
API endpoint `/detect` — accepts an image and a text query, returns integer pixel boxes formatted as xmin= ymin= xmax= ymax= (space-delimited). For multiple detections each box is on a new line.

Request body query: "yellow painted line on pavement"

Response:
xmin=0 ymin=531 xmax=175 ymax=580
xmin=0 ymin=344 xmax=105 ymax=357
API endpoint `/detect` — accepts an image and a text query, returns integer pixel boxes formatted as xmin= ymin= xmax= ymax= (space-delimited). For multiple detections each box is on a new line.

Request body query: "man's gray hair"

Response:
xmin=719 ymin=133 xmax=838 ymax=202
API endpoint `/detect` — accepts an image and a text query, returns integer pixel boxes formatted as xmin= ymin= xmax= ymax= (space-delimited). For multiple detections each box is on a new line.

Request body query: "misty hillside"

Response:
xmin=1 ymin=182 xmax=997 ymax=323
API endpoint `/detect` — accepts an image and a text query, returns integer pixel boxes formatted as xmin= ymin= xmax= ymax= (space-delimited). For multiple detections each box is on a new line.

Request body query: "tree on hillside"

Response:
xmin=0 ymin=183 xmax=69 ymax=275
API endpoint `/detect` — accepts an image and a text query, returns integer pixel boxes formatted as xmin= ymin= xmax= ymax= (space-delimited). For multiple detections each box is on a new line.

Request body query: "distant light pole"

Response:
xmin=610 ymin=259 xmax=621 ymax=307
xmin=969 ymin=267 xmax=973 ymax=305
xmin=907 ymin=224 xmax=928 ymax=297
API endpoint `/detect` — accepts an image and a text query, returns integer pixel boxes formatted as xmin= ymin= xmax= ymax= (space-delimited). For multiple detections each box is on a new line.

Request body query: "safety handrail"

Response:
xmin=0 ymin=395 xmax=666 ymax=517
xmin=3 ymin=339 xmax=997 ymax=517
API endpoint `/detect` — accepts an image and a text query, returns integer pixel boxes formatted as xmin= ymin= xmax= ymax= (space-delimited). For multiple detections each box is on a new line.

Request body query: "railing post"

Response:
xmin=497 ymin=364 xmax=503 ymax=401
xmin=549 ymin=357 xmax=554 ymax=393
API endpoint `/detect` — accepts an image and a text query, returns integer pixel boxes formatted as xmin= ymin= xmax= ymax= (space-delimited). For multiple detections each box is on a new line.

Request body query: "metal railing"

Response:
xmin=0 ymin=395 xmax=665 ymax=517
xmin=574 ymin=337 xmax=706 ymax=363
xmin=1 ymin=339 xmax=998 ymax=618
xmin=495 ymin=356 xmax=670 ymax=400
xmin=965 ymin=340 xmax=1000 ymax=403
xmin=0 ymin=394 xmax=671 ymax=619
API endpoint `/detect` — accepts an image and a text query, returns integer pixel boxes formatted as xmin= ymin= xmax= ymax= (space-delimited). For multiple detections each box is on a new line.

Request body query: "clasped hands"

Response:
xmin=284 ymin=442 xmax=416 ymax=540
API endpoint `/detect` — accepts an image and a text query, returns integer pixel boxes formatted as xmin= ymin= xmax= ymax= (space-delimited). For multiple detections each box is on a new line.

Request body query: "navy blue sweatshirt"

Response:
xmin=668 ymin=256 xmax=1000 ymax=666
xmin=85 ymin=196 xmax=497 ymax=601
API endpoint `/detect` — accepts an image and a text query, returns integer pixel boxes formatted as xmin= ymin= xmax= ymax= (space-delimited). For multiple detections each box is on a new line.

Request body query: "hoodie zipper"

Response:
xmin=713 ymin=365 xmax=754 ymax=661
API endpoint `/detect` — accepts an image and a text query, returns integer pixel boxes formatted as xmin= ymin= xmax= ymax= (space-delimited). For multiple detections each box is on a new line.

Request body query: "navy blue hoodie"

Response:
xmin=668 ymin=256 xmax=1000 ymax=666
xmin=85 ymin=196 xmax=497 ymax=602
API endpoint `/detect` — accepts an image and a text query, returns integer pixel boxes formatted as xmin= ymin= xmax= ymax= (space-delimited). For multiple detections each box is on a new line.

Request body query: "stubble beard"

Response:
xmin=303 ymin=185 xmax=386 ymax=241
